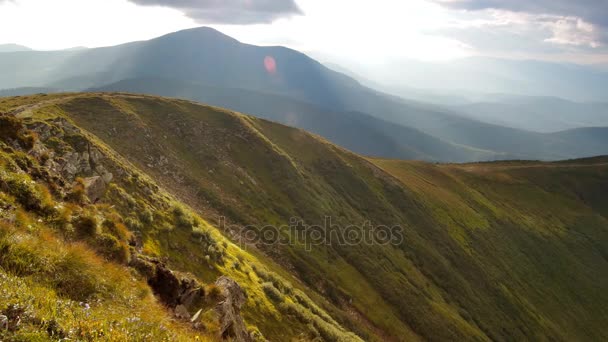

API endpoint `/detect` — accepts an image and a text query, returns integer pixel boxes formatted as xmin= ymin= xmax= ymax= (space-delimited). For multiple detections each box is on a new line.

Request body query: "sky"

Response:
xmin=0 ymin=0 xmax=607 ymax=66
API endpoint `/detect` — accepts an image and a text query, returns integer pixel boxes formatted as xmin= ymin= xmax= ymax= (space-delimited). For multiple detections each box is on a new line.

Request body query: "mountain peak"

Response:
xmin=156 ymin=26 xmax=240 ymax=44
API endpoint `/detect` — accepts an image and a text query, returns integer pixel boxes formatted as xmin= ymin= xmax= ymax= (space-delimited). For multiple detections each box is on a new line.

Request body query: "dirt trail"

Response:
xmin=8 ymin=95 xmax=79 ymax=118
xmin=7 ymin=93 xmax=153 ymax=118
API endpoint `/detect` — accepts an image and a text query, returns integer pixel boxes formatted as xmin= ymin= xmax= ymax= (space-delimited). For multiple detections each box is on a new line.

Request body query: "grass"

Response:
xmin=0 ymin=97 xmax=359 ymax=341
xmin=0 ymin=93 xmax=607 ymax=341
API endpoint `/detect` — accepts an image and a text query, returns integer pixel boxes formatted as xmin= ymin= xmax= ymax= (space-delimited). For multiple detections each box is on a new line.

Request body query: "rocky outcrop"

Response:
xmin=130 ymin=255 xmax=251 ymax=341
xmin=130 ymin=256 xmax=205 ymax=311
xmin=215 ymin=276 xmax=252 ymax=342
xmin=27 ymin=119 xmax=114 ymax=186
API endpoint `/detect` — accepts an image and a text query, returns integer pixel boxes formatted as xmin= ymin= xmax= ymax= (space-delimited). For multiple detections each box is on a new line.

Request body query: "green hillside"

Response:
xmin=1 ymin=93 xmax=607 ymax=341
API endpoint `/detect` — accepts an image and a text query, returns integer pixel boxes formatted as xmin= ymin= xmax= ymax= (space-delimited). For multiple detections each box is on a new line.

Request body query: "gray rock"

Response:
xmin=82 ymin=176 xmax=107 ymax=202
xmin=175 ymin=305 xmax=190 ymax=320
xmin=215 ymin=276 xmax=251 ymax=342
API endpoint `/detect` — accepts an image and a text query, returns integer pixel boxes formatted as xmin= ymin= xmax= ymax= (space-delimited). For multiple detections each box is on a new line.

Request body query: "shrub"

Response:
xmin=0 ymin=116 xmax=37 ymax=149
xmin=52 ymin=204 xmax=74 ymax=231
xmin=139 ymin=208 xmax=154 ymax=224
xmin=173 ymin=205 xmax=194 ymax=230
xmin=0 ymin=116 xmax=24 ymax=141
xmin=52 ymin=249 xmax=101 ymax=301
xmin=191 ymin=228 xmax=212 ymax=245
xmin=45 ymin=136 xmax=71 ymax=154
xmin=0 ymin=173 xmax=54 ymax=214
xmin=124 ymin=216 xmax=143 ymax=231
xmin=0 ymin=225 xmax=43 ymax=276
xmin=95 ymin=233 xmax=130 ymax=264
xmin=262 ymin=282 xmax=284 ymax=303
xmin=20 ymin=131 xmax=38 ymax=149
xmin=72 ymin=213 xmax=98 ymax=237
xmin=66 ymin=178 xmax=87 ymax=204
xmin=206 ymin=284 xmax=223 ymax=301
xmin=102 ymin=217 xmax=130 ymax=241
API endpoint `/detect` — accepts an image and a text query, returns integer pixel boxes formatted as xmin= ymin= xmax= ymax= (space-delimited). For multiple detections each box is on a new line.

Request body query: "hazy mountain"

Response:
xmin=2 ymin=93 xmax=607 ymax=340
xmin=0 ymin=87 xmax=61 ymax=97
xmin=353 ymin=56 xmax=608 ymax=103
xmin=0 ymin=43 xmax=32 ymax=52
xmin=61 ymin=46 xmax=89 ymax=51
xmin=92 ymin=77 xmax=507 ymax=162
xmin=1 ymin=27 xmax=607 ymax=161
xmin=453 ymin=96 xmax=608 ymax=133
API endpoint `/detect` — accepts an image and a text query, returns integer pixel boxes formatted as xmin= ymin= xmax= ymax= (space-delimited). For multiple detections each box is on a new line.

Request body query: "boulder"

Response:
xmin=215 ymin=276 xmax=251 ymax=342
xmin=175 ymin=305 xmax=190 ymax=320
xmin=82 ymin=176 xmax=107 ymax=202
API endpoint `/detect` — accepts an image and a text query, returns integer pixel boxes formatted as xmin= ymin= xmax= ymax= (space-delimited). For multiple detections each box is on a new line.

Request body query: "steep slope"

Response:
xmin=2 ymin=27 xmax=607 ymax=161
xmin=0 ymin=95 xmax=365 ymax=341
xmin=3 ymin=93 xmax=607 ymax=341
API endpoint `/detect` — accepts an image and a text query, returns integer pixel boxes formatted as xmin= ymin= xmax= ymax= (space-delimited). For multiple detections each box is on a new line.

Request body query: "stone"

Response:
xmin=148 ymin=263 xmax=181 ymax=307
xmin=214 ymin=276 xmax=251 ymax=342
xmin=191 ymin=309 xmax=203 ymax=323
xmin=145 ymin=262 xmax=205 ymax=311
xmin=175 ymin=305 xmax=190 ymax=320
xmin=82 ymin=176 xmax=107 ymax=202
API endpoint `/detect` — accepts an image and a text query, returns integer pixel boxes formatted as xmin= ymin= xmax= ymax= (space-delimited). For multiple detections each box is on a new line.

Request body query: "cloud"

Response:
xmin=431 ymin=8 xmax=608 ymax=64
xmin=128 ymin=0 xmax=302 ymax=24
xmin=543 ymin=17 xmax=603 ymax=48
xmin=434 ymin=0 xmax=608 ymax=27
xmin=434 ymin=1 xmax=608 ymax=49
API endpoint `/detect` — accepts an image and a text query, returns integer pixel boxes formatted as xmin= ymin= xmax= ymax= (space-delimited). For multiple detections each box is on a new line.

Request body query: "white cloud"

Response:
xmin=0 ymin=0 xmax=606 ymax=65
xmin=543 ymin=17 xmax=602 ymax=48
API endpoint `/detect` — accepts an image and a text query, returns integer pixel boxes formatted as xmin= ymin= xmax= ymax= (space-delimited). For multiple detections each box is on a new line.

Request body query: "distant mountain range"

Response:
xmin=452 ymin=96 xmax=608 ymax=133
xmin=356 ymin=57 xmax=608 ymax=103
xmin=1 ymin=27 xmax=607 ymax=162
xmin=0 ymin=43 xmax=32 ymax=52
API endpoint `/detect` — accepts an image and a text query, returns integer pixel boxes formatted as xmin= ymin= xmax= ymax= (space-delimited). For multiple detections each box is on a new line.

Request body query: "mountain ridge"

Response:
xmin=1 ymin=26 xmax=608 ymax=162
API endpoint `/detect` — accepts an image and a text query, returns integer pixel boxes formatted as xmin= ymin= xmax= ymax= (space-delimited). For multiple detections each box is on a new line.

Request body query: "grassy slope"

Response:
xmin=371 ymin=158 xmax=608 ymax=340
xmin=0 ymin=94 xmax=362 ymax=341
xmin=1 ymin=93 xmax=607 ymax=341
xmin=92 ymin=78 xmax=506 ymax=162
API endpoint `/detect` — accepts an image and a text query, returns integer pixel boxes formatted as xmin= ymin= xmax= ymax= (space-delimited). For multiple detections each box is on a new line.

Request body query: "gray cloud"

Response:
xmin=128 ymin=0 xmax=302 ymax=24
xmin=435 ymin=0 xmax=608 ymax=27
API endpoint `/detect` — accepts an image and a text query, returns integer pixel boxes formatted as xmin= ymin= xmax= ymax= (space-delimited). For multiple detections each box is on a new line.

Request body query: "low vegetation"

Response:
xmin=0 ymin=93 xmax=606 ymax=341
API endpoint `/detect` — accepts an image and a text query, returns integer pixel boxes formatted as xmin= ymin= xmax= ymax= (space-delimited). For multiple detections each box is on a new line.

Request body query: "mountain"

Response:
xmin=0 ymin=43 xmax=32 ymax=52
xmin=354 ymin=56 xmax=608 ymax=103
xmin=0 ymin=87 xmax=61 ymax=97
xmin=2 ymin=93 xmax=607 ymax=341
xmin=1 ymin=27 xmax=607 ymax=162
xmin=91 ymin=78 xmax=507 ymax=162
xmin=453 ymin=95 xmax=608 ymax=133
